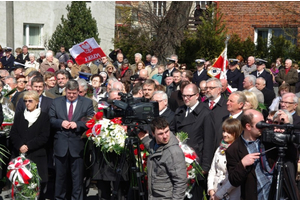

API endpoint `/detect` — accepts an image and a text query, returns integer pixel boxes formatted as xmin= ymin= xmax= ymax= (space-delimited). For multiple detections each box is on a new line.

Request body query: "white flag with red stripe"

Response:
xmin=207 ymin=48 xmax=228 ymax=79
xmin=69 ymin=38 xmax=106 ymax=65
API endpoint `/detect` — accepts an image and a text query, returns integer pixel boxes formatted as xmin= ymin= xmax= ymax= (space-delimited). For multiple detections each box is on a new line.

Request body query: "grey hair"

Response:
xmin=111 ymin=81 xmax=124 ymax=91
xmin=273 ymin=109 xmax=293 ymax=124
xmin=46 ymin=52 xmax=53 ymax=58
xmin=245 ymin=75 xmax=256 ymax=86
xmin=206 ymin=77 xmax=222 ymax=88
xmin=286 ymin=59 xmax=292 ymax=65
xmin=39 ymin=51 xmax=45 ymax=56
xmin=153 ymin=91 xmax=168 ymax=100
xmin=65 ymin=80 xmax=79 ymax=91
xmin=256 ymin=77 xmax=266 ymax=85
xmin=77 ymin=78 xmax=88 ymax=91
xmin=282 ymin=92 xmax=298 ymax=104
xmin=5 ymin=76 xmax=17 ymax=84
xmin=29 ymin=53 xmax=35 ymax=58
xmin=170 ymin=54 xmax=178 ymax=61
xmin=232 ymin=91 xmax=247 ymax=104
xmin=135 ymin=53 xmax=142 ymax=59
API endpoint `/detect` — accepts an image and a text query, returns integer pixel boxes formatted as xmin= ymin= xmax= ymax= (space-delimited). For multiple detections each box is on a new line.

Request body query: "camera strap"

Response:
xmin=260 ymin=145 xmax=276 ymax=175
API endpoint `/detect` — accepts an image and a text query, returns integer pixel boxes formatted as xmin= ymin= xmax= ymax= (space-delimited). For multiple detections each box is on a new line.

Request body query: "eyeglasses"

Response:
xmin=182 ymin=93 xmax=197 ymax=99
xmin=206 ymin=87 xmax=217 ymax=90
xmin=273 ymin=121 xmax=284 ymax=125
xmin=17 ymin=81 xmax=27 ymax=84
xmin=279 ymin=100 xmax=295 ymax=105
xmin=23 ymin=99 xmax=33 ymax=103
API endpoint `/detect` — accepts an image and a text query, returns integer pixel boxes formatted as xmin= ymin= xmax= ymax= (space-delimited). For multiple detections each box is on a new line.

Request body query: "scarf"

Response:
xmin=219 ymin=140 xmax=231 ymax=155
xmin=24 ymin=107 xmax=41 ymax=127
xmin=121 ymin=66 xmax=129 ymax=77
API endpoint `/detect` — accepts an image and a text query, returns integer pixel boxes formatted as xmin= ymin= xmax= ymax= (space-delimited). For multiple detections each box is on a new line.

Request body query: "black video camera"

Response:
xmin=256 ymin=121 xmax=300 ymax=146
xmin=104 ymin=92 xmax=159 ymax=136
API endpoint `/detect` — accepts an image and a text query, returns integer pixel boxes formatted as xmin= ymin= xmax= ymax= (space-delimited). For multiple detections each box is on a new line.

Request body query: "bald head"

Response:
xmin=248 ymin=56 xmax=255 ymax=66
xmin=220 ymin=79 xmax=228 ymax=93
xmin=139 ymin=69 xmax=148 ymax=80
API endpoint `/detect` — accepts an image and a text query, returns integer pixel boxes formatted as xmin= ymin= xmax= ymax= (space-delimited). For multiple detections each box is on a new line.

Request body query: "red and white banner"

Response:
xmin=207 ymin=48 xmax=228 ymax=79
xmin=69 ymin=38 xmax=106 ymax=65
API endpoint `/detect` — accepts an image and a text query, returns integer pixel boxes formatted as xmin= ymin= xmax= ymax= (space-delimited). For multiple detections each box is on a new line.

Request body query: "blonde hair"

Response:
xmin=243 ymin=90 xmax=258 ymax=109
xmin=23 ymin=90 xmax=39 ymax=102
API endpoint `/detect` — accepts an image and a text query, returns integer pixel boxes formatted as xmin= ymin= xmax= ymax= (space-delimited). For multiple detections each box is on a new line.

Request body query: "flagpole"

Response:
xmin=220 ymin=35 xmax=230 ymax=79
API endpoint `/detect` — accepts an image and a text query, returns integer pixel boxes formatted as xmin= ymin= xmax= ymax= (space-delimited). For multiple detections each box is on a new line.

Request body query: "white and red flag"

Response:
xmin=69 ymin=38 xmax=106 ymax=65
xmin=207 ymin=48 xmax=228 ymax=79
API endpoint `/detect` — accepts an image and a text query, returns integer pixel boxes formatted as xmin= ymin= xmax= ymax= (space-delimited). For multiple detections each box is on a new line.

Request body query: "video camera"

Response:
xmin=256 ymin=121 xmax=300 ymax=146
xmin=104 ymin=92 xmax=159 ymax=136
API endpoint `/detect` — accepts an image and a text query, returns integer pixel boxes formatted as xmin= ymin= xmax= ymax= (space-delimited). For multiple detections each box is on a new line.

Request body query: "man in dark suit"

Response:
xmin=204 ymin=78 xmax=229 ymax=146
xmin=151 ymin=91 xmax=175 ymax=132
xmin=49 ymin=80 xmax=94 ymax=200
xmin=226 ymin=59 xmax=244 ymax=91
xmin=250 ymin=58 xmax=273 ymax=91
xmin=1 ymin=47 xmax=15 ymax=72
xmin=225 ymin=91 xmax=246 ymax=120
xmin=15 ymin=75 xmax=53 ymax=114
xmin=226 ymin=109 xmax=278 ymax=200
xmin=192 ymin=59 xmax=210 ymax=87
xmin=16 ymin=45 xmax=30 ymax=64
xmin=161 ymin=58 xmax=177 ymax=85
xmin=174 ymin=83 xmax=216 ymax=199
xmin=255 ymin=77 xmax=276 ymax=109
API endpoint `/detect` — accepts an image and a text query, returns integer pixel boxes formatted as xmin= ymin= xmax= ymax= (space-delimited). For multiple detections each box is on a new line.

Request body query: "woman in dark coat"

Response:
xmin=10 ymin=90 xmax=50 ymax=200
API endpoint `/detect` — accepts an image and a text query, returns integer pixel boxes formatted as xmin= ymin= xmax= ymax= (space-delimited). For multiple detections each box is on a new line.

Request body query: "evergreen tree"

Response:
xmin=47 ymin=1 xmax=100 ymax=54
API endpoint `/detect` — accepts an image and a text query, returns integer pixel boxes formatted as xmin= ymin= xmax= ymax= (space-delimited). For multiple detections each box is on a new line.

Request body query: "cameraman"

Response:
xmin=138 ymin=117 xmax=187 ymax=199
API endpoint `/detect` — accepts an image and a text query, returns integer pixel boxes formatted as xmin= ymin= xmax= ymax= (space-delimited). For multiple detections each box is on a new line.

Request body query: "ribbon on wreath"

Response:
xmin=7 ymin=156 xmax=33 ymax=185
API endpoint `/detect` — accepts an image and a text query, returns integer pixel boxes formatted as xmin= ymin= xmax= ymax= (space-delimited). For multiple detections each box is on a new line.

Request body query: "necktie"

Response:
xmin=186 ymin=107 xmax=191 ymax=117
xmin=68 ymin=102 xmax=73 ymax=121
xmin=258 ymin=72 xmax=261 ymax=76
xmin=209 ymin=101 xmax=215 ymax=110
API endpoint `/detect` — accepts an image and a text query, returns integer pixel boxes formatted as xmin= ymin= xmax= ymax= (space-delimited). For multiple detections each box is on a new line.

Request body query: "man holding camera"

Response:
xmin=138 ymin=117 xmax=187 ymax=200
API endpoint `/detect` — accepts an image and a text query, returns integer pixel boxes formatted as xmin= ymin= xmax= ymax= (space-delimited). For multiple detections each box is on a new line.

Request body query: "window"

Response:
xmin=23 ymin=24 xmax=44 ymax=47
xmin=153 ymin=1 xmax=166 ymax=17
xmin=195 ymin=1 xmax=212 ymax=9
xmin=254 ymin=28 xmax=297 ymax=46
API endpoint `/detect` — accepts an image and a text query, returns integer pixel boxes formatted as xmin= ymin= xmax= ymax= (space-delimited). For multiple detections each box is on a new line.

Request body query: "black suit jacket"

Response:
xmin=160 ymin=107 xmax=175 ymax=132
xmin=293 ymin=113 xmax=300 ymax=126
xmin=251 ymin=70 xmax=274 ymax=91
xmin=192 ymin=69 xmax=210 ymax=87
xmin=260 ymin=87 xmax=275 ymax=108
xmin=226 ymin=69 xmax=244 ymax=91
xmin=1 ymin=55 xmax=15 ymax=72
xmin=16 ymin=53 xmax=30 ymax=64
xmin=204 ymin=96 xmax=230 ymax=146
xmin=49 ymin=96 xmax=94 ymax=157
xmin=15 ymin=95 xmax=53 ymax=114
xmin=174 ymin=101 xmax=216 ymax=172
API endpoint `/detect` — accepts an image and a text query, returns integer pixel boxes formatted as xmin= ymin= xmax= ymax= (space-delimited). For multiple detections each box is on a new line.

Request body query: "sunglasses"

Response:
xmin=23 ymin=99 xmax=33 ymax=103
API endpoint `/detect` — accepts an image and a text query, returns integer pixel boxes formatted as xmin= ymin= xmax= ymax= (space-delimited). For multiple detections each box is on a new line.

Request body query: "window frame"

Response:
xmin=23 ymin=23 xmax=44 ymax=48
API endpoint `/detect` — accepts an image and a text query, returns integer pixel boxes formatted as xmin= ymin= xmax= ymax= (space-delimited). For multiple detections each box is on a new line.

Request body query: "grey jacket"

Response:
xmin=142 ymin=133 xmax=187 ymax=200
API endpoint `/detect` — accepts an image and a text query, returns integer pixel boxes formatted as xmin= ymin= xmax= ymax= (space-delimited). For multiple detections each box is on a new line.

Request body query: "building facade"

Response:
xmin=0 ymin=1 xmax=115 ymax=56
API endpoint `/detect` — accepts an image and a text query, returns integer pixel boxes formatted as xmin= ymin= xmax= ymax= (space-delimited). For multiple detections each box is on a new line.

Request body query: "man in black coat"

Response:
xmin=204 ymin=78 xmax=229 ymax=146
xmin=0 ymin=47 xmax=15 ymax=72
xmin=151 ymin=91 xmax=175 ymax=132
xmin=49 ymin=80 xmax=94 ymax=200
xmin=16 ymin=45 xmax=30 ymax=64
xmin=226 ymin=59 xmax=244 ymax=91
xmin=161 ymin=58 xmax=177 ymax=85
xmin=250 ymin=58 xmax=273 ymax=91
xmin=174 ymin=83 xmax=216 ymax=199
xmin=255 ymin=77 xmax=276 ymax=109
xmin=192 ymin=59 xmax=210 ymax=87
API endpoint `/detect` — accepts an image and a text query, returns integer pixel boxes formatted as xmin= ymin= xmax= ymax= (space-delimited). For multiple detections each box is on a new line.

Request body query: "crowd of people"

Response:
xmin=0 ymin=44 xmax=300 ymax=200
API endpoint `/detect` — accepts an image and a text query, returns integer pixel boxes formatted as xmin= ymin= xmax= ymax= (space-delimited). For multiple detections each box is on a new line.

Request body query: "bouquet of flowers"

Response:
xmin=177 ymin=132 xmax=204 ymax=199
xmin=6 ymin=154 xmax=40 ymax=200
xmin=86 ymin=111 xmax=127 ymax=155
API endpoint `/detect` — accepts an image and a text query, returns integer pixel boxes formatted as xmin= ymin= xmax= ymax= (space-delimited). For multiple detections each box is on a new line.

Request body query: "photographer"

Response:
xmin=138 ymin=117 xmax=187 ymax=200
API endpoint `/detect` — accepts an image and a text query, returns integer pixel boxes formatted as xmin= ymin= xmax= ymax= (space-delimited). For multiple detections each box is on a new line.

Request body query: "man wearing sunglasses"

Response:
xmin=174 ymin=83 xmax=215 ymax=199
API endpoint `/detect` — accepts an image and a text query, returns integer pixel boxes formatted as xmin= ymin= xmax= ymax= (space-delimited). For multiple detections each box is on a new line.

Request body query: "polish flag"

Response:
xmin=69 ymin=38 xmax=106 ymax=65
